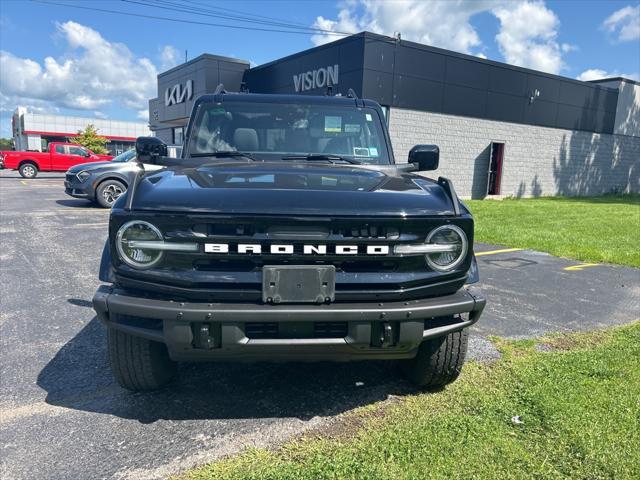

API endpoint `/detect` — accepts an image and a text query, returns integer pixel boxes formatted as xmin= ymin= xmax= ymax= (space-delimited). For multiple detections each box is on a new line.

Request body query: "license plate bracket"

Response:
xmin=262 ymin=266 xmax=336 ymax=304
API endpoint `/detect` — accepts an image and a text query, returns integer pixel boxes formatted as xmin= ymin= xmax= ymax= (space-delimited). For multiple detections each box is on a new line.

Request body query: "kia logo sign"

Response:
xmin=165 ymin=80 xmax=193 ymax=106
xmin=293 ymin=65 xmax=339 ymax=92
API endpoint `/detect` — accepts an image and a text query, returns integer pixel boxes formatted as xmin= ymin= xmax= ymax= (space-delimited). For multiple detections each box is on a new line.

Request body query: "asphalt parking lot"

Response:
xmin=1 ymin=170 xmax=638 ymax=480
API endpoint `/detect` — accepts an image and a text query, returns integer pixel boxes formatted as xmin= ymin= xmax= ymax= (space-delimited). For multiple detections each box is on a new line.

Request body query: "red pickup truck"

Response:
xmin=0 ymin=142 xmax=112 ymax=178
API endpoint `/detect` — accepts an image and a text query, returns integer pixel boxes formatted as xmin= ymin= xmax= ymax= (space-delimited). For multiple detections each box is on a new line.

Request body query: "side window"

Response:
xmin=68 ymin=146 xmax=86 ymax=156
xmin=55 ymin=145 xmax=65 ymax=154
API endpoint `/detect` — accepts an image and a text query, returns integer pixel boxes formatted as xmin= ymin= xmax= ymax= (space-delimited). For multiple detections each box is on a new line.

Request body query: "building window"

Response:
xmin=172 ymin=127 xmax=184 ymax=145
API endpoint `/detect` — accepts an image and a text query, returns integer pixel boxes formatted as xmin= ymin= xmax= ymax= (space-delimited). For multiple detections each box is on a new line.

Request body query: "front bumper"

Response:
xmin=93 ymin=285 xmax=486 ymax=361
xmin=64 ymin=177 xmax=93 ymax=198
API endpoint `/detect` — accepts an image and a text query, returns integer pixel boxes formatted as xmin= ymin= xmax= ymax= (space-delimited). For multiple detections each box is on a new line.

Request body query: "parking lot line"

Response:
xmin=72 ymin=222 xmax=109 ymax=227
xmin=475 ymin=247 xmax=523 ymax=257
xmin=564 ymin=263 xmax=600 ymax=271
xmin=54 ymin=209 xmax=109 ymax=213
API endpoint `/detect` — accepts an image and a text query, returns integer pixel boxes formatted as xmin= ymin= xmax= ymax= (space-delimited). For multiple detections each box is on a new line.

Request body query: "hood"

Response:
xmin=128 ymin=162 xmax=457 ymax=217
xmin=67 ymin=161 xmax=113 ymax=173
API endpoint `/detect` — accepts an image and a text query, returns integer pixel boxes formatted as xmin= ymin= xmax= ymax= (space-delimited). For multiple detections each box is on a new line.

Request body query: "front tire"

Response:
xmin=19 ymin=162 xmax=38 ymax=179
xmin=401 ymin=319 xmax=469 ymax=389
xmin=96 ymin=179 xmax=126 ymax=208
xmin=107 ymin=326 xmax=176 ymax=392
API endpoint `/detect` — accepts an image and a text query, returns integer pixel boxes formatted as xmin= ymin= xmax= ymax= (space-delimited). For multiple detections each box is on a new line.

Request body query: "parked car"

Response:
xmin=0 ymin=142 xmax=112 ymax=178
xmin=65 ymin=149 xmax=164 ymax=208
xmin=93 ymin=90 xmax=486 ymax=392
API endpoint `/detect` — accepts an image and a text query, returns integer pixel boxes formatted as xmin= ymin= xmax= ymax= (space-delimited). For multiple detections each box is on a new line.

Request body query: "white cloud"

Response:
xmin=311 ymin=1 xmax=571 ymax=74
xmin=0 ymin=21 xmax=175 ymax=119
xmin=137 ymin=109 xmax=149 ymax=121
xmin=311 ymin=0 xmax=499 ymax=54
xmin=603 ymin=5 xmax=640 ymax=42
xmin=160 ymin=45 xmax=181 ymax=71
xmin=577 ymin=68 xmax=639 ymax=82
xmin=0 ymin=92 xmax=60 ymax=115
xmin=493 ymin=1 xmax=568 ymax=74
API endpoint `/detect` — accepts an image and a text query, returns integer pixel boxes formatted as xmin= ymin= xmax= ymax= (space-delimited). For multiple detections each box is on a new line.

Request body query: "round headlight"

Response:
xmin=425 ymin=225 xmax=468 ymax=272
xmin=116 ymin=220 xmax=163 ymax=269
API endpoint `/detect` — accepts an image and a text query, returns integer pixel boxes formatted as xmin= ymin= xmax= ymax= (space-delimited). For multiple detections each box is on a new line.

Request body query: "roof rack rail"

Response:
xmin=325 ymin=85 xmax=334 ymax=96
xmin=213 ymin=83 xmax=226 ymax=95
xmin=347 ymin=88 xmax=358 ymax=99
xmin=240 ymin=82 xmax=249 ymax=93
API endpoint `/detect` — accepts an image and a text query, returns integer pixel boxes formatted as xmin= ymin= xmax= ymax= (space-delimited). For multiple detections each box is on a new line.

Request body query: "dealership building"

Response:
xmin=11 ymin=107 xmax=151 ymax=155
xmin=148 ymin=32 xmax=639 ymax=198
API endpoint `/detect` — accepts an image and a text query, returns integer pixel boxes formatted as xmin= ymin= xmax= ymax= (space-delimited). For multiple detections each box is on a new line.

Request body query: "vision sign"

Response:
xmin=165 ymin=79 xmax=193 ymax=106
xmin=293 ymin=64 xmax=339 ymax=92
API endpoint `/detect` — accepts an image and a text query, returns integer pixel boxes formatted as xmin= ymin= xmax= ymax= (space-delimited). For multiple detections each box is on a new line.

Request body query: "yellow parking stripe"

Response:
xmin=20 ymin=180 xmax=27 ymax=185
xmin=564 ymin=263 xmax=599 ymax=271
xmin=475 ymin=248 xmax=523 ymax=257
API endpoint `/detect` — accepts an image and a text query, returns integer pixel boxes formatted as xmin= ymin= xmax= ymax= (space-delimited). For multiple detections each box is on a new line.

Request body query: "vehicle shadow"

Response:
xmin=37 ymin=317 xmax=418 ymax=424
xmin=55 ymin=199 xmax=99 ymax=208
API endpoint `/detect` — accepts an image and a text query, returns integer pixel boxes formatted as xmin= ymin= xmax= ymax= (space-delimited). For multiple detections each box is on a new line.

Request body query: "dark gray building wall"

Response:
xmin=244 ymin=35 xmax=365 ymax=97
xmin=149 ymin=53 xmax=249 ymax=141
xmin=245 ymin=32 xmax=619 ymax=135
xmin=364 ymin=33 xmax=619 ymax=134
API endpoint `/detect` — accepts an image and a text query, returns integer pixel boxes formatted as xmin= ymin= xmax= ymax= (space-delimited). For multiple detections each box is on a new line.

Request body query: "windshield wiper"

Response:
xmin=191 ymin=151 xmax=259 ymax=161
xmin=281 ymin=154 xmax=361 ymax=165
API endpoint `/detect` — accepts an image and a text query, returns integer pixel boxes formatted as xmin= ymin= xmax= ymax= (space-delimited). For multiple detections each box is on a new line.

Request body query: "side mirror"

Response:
xmin=409 ymin=144 xmax=439 ymax=171
xmin=136 ymin=136 xmax=167 ymax=163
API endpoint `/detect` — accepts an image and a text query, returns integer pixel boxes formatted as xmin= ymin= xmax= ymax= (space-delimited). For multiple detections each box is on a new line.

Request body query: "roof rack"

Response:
xmin=213 ymin=83 xmax=226 ymax=95
xmin=346 ymin=88 xmax=358 ymax=99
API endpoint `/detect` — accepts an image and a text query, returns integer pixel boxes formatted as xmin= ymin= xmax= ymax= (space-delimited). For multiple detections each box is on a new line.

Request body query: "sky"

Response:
xmin=0 ymin=0 xmax=639 ymax=138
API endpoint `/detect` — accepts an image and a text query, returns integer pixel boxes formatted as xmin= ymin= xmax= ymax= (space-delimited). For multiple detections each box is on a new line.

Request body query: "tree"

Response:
xmin=0 ymin=138 xmax=14 ymax=150
xmin=73 ymin=124 xmax=109 ymax=154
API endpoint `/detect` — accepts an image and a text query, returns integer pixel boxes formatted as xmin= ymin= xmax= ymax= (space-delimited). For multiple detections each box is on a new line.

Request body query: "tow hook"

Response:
xmin=192 ymin=322 xmax=221 ymax=349
xmin=372 ymin=321 xmax=398 ymax=348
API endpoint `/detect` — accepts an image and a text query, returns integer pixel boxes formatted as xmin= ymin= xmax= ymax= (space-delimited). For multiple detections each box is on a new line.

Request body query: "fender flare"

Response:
xmin=18 ymin=159 xmax=40 ymax=169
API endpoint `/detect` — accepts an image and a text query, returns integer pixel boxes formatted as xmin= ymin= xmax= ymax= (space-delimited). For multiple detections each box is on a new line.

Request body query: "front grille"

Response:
xmin=66 ymin=173 xmax=76 ymax=183
xmin=245 ymin=322 xmax=278 ymax=339
xmin=193 ymin=258 xmax=402 ymax=273
xmin=245 ymin=321 xmax=348 ymax=339
xmin=314 ymin=322 xmax=348 ymax=337
xmin=182 ymin=222 xmax=404 ymax=241
xmin=114 ymin=214 xmax=473 ymax=303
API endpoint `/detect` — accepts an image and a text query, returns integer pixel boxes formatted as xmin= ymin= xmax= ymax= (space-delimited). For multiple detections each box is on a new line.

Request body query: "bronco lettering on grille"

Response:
xmin=204 ymin=243 xmax=389 ymax=255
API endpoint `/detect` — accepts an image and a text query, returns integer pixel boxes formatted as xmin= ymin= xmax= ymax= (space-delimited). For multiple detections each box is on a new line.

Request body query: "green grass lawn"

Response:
xmin=182 ymin=323 xmax=640 ymax=480
xmin=465 ymin=194 xmax=640 ymax=268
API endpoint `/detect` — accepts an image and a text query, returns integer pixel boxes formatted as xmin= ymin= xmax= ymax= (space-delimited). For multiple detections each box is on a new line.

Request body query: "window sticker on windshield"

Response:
xmin=369 ymin=147 xmax=379 ymax=157
xmin=365 ymin=113 xmax=373 ymax=122
xmin=344 ymin=124 xmax=361 ymax=133
xmin=353 ymin=147 xmax=370 ymax=157
xmin=325 ymin=116 xmax=342 ymax=133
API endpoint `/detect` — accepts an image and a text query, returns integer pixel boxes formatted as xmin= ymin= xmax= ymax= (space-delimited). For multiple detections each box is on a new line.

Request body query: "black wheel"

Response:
xmin=96 ymin=179 xmax=126 ymax=208
xmin=107 ymin=326 xmax=176 ymax=392
xmin=19 ymin=162 xmax=38 ymax=179
xmin=401 ymin=319 xmax=469 ymax=389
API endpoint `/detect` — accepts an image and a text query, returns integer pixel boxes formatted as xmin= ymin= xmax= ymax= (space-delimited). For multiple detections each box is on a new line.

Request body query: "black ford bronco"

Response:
xmin=92 ymin=88 xmax=486 ymax=392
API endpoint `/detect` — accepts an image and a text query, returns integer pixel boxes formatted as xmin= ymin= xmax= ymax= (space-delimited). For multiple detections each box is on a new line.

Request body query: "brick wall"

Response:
xmin=388 ymin=108 xmax=640 ymax=198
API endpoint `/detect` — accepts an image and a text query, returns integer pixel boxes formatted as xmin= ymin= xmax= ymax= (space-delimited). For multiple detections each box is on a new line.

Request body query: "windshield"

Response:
xmin=112 ymin=149 xmax=136 ymax=163
xmin=187 ymin=101 xmax=391 ymax=164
